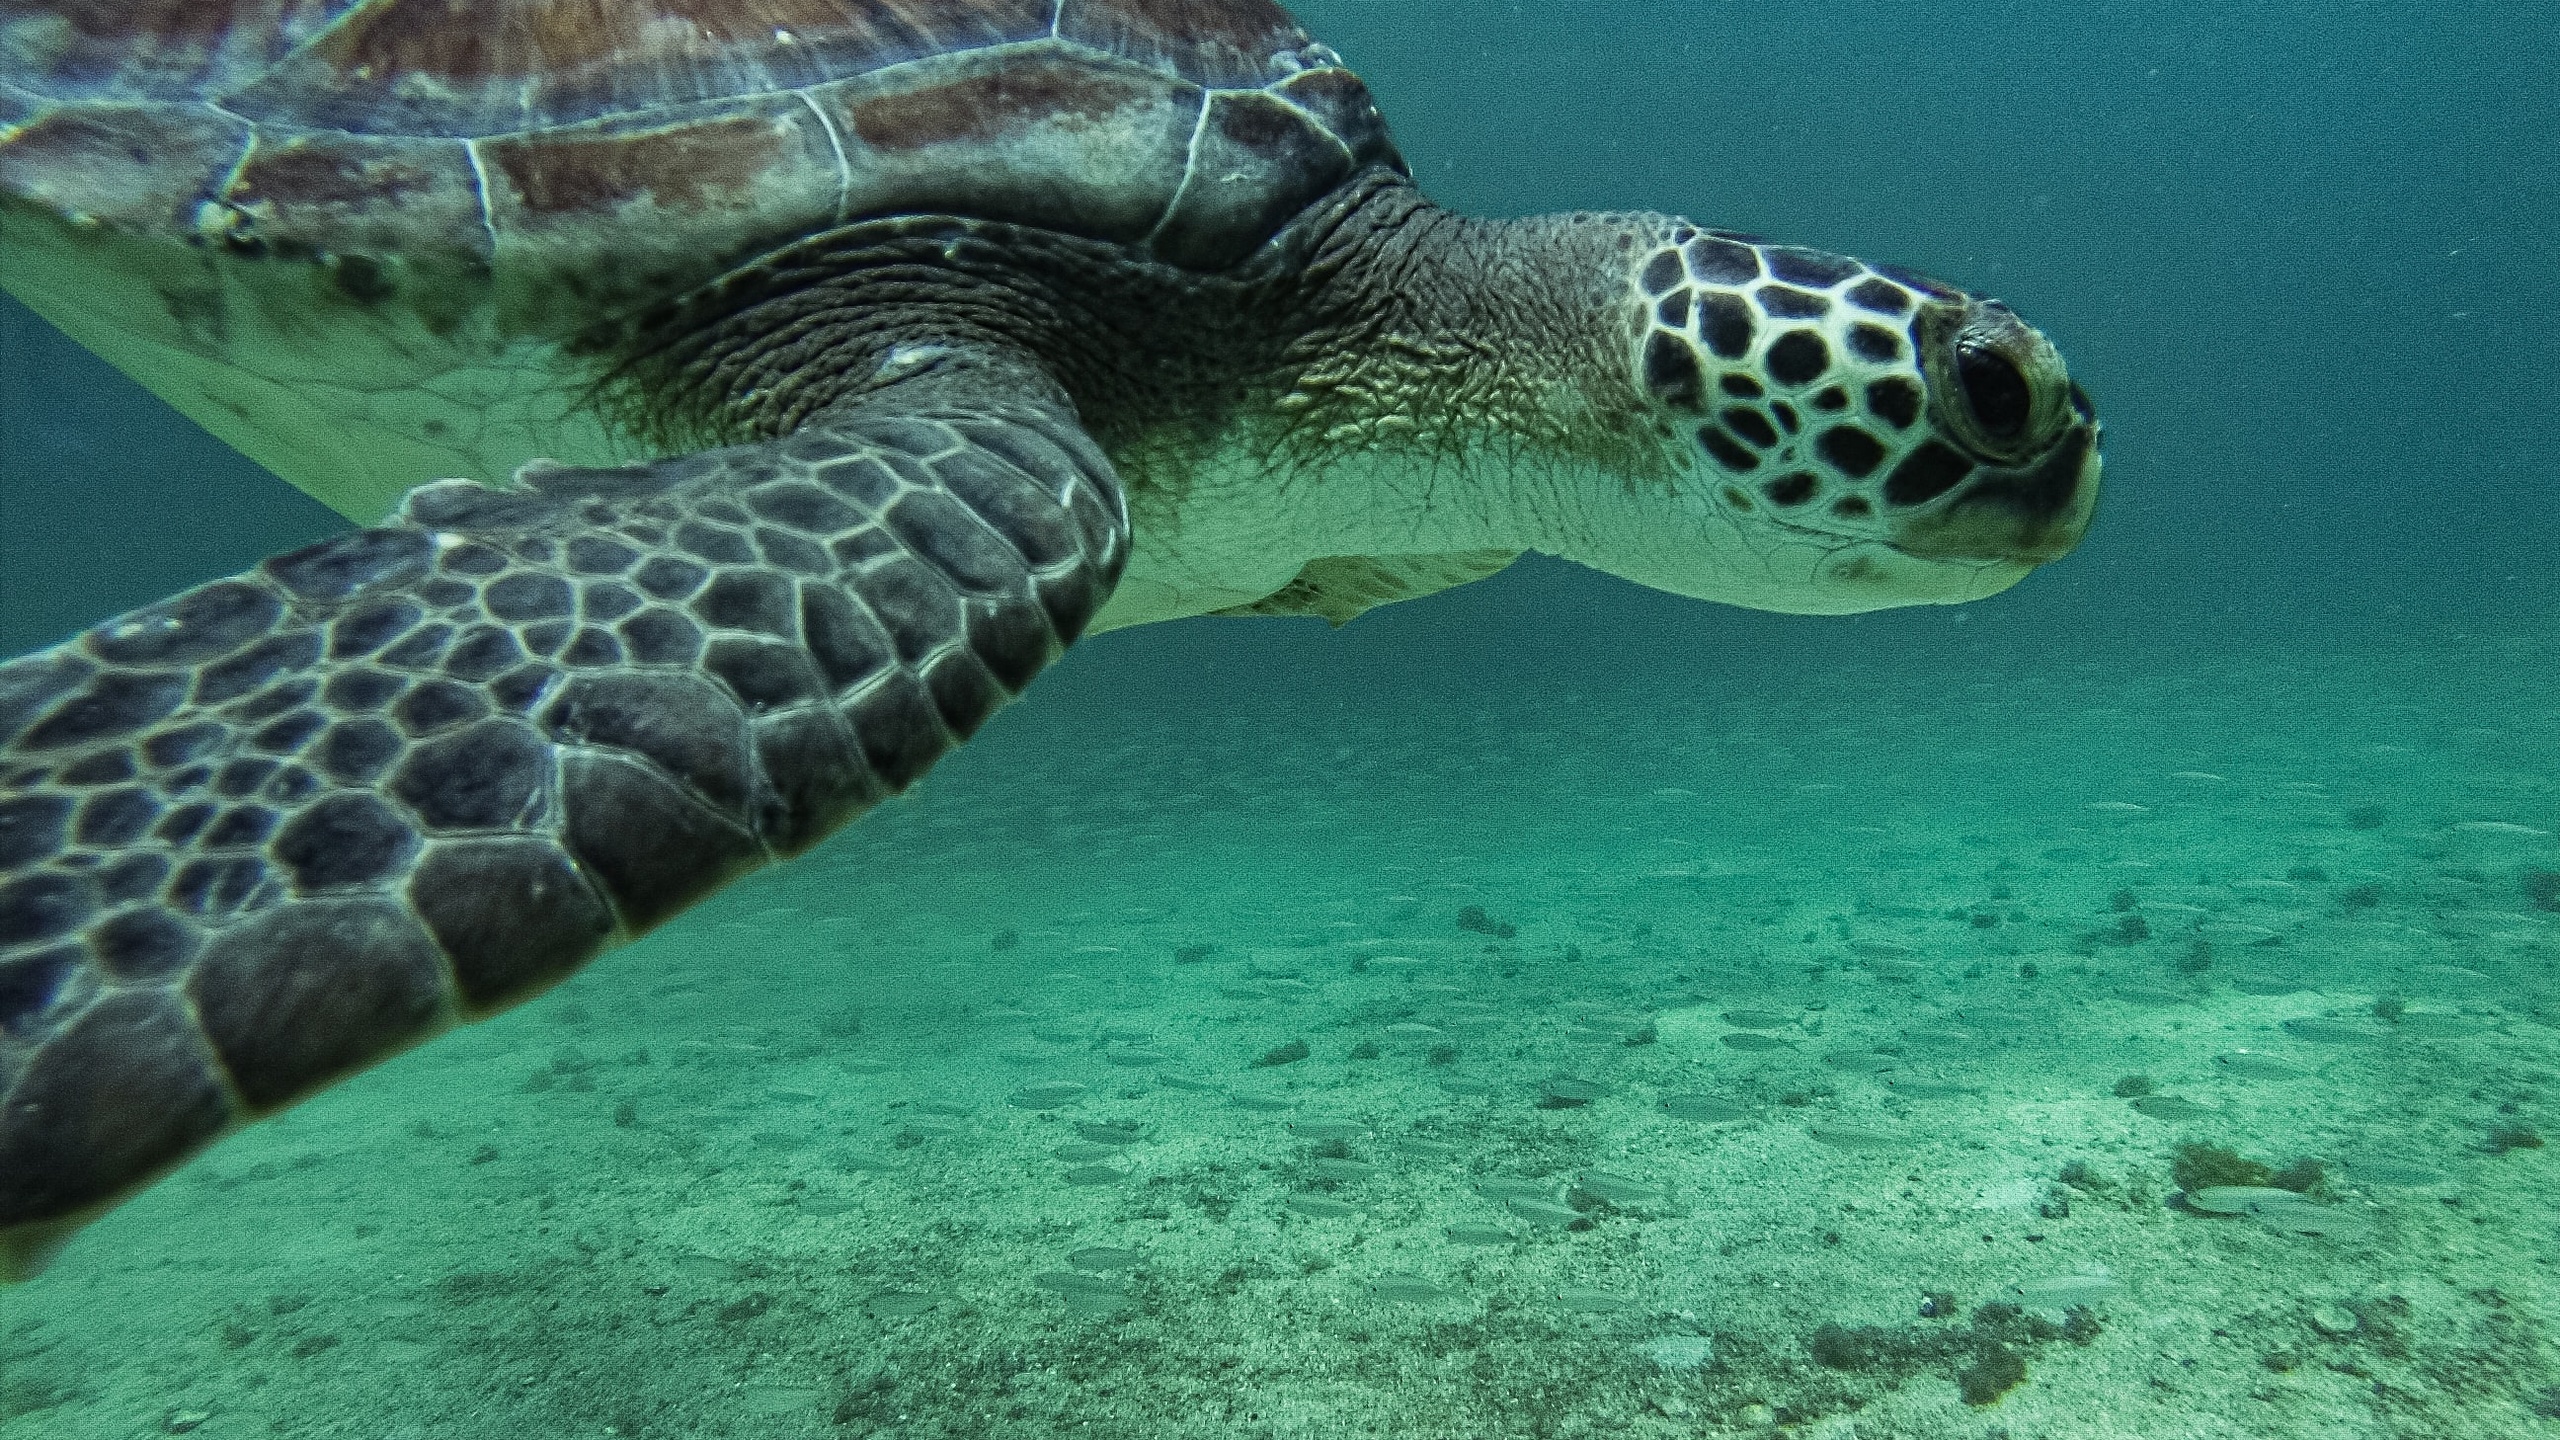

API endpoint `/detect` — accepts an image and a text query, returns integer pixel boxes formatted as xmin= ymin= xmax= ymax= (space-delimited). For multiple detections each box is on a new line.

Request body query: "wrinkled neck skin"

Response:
xmin=634 ymin=172 xmax=1663 ymax=632
xmin=1118 ymin=182 xmax=1669 ymax=633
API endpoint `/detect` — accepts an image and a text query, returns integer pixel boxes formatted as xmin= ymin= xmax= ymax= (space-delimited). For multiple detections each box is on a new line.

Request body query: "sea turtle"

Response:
xmin=0 ymin=0 xmax=2100 ymax=1278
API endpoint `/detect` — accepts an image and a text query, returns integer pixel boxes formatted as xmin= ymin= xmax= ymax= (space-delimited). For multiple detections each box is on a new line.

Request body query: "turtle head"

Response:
xmin=1606 ymin=226 xmax=2100 ymax=614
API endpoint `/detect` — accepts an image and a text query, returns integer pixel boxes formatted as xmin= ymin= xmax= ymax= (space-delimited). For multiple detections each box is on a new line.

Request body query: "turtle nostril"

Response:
xmin=1955 ymin=339 xmax=2031 ymax=440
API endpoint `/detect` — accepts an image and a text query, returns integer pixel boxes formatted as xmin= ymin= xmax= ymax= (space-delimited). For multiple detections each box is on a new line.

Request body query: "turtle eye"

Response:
xmin=1955 ymin=339 xmax=2031 ymax=440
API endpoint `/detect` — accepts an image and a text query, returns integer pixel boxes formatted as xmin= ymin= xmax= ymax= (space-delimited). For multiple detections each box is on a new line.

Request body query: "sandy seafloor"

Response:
xmin=2 ymin=621 xmax=2553 ymax=1440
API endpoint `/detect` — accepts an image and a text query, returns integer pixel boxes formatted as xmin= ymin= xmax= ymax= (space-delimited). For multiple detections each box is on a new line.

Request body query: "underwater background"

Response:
xmin=2 ymin=1 xmax=2553 ymax=1437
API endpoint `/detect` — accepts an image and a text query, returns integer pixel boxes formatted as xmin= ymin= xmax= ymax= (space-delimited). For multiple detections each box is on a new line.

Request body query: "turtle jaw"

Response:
xmin=1887 ymin=419 xmax=2102 ymax=566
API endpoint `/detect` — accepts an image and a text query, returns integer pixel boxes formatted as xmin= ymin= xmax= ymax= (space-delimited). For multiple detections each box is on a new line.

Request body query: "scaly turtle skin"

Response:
xmin=0 ymin=0 xmax=2102 ymax=1278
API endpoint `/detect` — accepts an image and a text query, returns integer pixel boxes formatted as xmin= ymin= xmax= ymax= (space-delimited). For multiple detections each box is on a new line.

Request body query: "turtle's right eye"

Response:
xmin=1955 ymin=340 xmax=2031 ymax=440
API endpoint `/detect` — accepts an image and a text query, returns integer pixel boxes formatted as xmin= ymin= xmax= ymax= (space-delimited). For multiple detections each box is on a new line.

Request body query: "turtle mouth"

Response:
xmin=1886 ymin=420 xmax=2103 ymax=565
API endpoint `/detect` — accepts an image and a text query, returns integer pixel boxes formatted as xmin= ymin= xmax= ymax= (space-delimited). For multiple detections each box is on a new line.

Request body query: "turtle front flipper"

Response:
xmin=0 ymin=385 xmax=1127 ymax=1279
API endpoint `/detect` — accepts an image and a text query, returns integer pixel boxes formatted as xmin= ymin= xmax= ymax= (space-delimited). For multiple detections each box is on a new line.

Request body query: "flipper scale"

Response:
xmin=0 ymin=386 xmax=1125 ymax=1278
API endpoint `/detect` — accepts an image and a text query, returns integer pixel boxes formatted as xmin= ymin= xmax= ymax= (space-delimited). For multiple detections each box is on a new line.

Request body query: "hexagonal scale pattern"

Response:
xmin=0 ymin=390 xmax=1126 ymax=1274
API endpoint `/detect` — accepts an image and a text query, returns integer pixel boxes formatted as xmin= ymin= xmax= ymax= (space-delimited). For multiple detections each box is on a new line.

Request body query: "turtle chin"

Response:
xmin=1810 ymin=542 xmax=2040 ymax=608
xmin=1591 ymin=538 xmax=2028 ymax=617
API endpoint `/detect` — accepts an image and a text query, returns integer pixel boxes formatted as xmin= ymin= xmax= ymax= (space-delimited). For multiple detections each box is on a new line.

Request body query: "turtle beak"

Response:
xmin=1890 ymin=419 xmax=2102 ymax=566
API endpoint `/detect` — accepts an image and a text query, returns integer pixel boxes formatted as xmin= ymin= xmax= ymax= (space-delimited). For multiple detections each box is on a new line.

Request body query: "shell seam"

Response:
xmin=205 ymin=111 xmax=261 ymax=216
xmin=795 ymin=91 xmax=852 ymax=225
xmin=163 ymin=38 xmax=1189 ymax=147
xmin=1143 ymin=90 xmax=1217 ymax=249
xmin=459 ymin=138 xmax=502 ymax=259
xmin=223 ymin=0 xmax=382 ymax=108
xmin=1272 ymin=92 xmax=1357 ymax=170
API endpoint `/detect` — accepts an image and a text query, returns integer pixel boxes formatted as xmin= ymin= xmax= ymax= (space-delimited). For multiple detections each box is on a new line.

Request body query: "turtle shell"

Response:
xmin=0 ymin=0 xmax=1402 ymax=520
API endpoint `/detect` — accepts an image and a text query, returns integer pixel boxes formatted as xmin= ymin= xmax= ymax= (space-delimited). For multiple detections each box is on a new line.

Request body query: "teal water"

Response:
xmin=3 ymin=3 xmax=2555 ymax=1437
